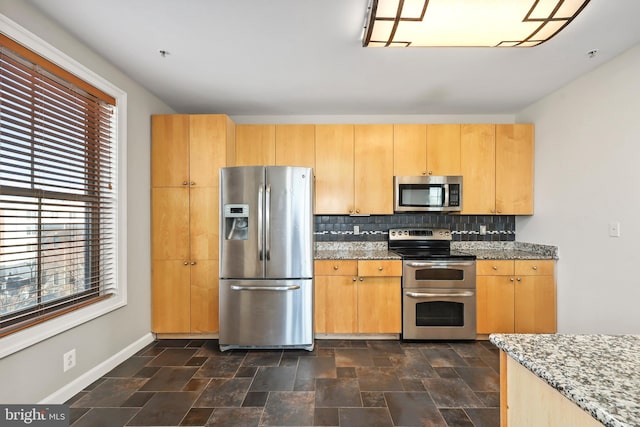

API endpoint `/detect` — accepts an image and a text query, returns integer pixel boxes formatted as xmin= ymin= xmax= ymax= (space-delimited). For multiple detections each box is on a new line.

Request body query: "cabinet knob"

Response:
xmin=422 ymin=171 xmax=427 ymax=176
xmin=359 ymin=277 xmax=364 ymax=282
xmin=493 ymin=266 xmax=498 ymax=270
xmin=183 ymin=261 xmax=189 ymax=266
xmin=353 ymin=277 xmax=357 ymax=282
xmin=356 ymin=209 xmax=360 ymax=214
xmin=428 ymin=171 xmax=433 ymax=175
xmin=497 ymin=210 xmax=502 ymax=214
xmin=510 ymin=277 xmax=514 ymax=282
xmin=349 ymin=209 xmax=353 ymax=214
xmin=378 ymin=266 xmax=383 ymax=271
xmin=532 ymin=266 xmax=538 ymax=270
xmin=190 ymin=261 xmax=196 ymax=265
xmin=333 ymin=265 xmax=339 ymax=270
xmin=516 ymin=277 xmax=522 ymax=282
xmin=490 ymin=209 xmax=496 ymax=214
xmin=190 ymin=181 xmax=195 ymax=186
xmin=182 ymin=181 xmax=188 ymax=186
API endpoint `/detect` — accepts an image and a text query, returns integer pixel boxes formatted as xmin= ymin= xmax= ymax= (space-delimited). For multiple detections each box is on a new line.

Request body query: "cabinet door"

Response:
xmin=151 ymin=187 xmax=190 ymax=261
xmin=152 ymin=260 xmax=191 ymax=333
xmin=357 ymin=277 xmax=401 ymax=333
xmin=189 ymin=186 xmax=218 ymax=260
xmin=275 ymin=124 xmax=315 ymax=168
xmin=514 ymin=275 xmax=556 ymax=333
xmin=476 ymin=275 xmax=515 ymax=334
xmin=190 ymin=260 xmax=219 ymax=333
xmin=461 ymin=124 xmax=496 ymax=214
xmin=152 ymin=115 xmax=190 ymax=187
xmin=393 ymin=124 xmax=427 ymax=176
xmin=426 ymin=124 xmax=461 ymax=176
xmin=496 ymin=124 xmax=534 ymax=214
xmin=315 ymin=124 xmax=354 ymax=214
xmin=235 ymin=124 xmax=276 ymax=166
xmin=190 ymin=115 xmax=230 ymax=187
xmin=354 ymin=124 xmax=394 ymax=215
xmin=315 ymin=275 xmax=358 ymax=333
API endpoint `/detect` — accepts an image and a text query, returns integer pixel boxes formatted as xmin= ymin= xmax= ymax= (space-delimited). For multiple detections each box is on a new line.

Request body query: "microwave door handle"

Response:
xmin=258 ymin=185 xmax=263 ymax=261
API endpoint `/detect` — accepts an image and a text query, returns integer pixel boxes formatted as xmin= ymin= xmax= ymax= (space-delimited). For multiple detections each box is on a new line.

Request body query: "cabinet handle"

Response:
xmin=333 ymin=265 xmax=339 ymax=271
xmin=378 ymin=266 xmax=383 ymax=271
xmin=493 ymin=266 xmax=498 ymax=270
xmin=532 ymin=266 xmax=538 ymax=270
xmin=190 ymin=261 xmax=196 ymax=265
xmin=183 ymin=261 xmax=189 ymax=266
xmin=182 ymin=181 xmax=188 ymax=186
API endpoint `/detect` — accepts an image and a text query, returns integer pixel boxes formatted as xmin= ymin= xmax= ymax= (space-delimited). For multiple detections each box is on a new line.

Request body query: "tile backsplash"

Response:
xmin=314 ymin=214 xmax=515 ymax=242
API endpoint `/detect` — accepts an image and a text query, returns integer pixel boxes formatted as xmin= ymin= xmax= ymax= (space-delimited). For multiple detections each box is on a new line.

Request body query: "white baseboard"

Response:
xmin=39 ymin=333 xmax=155 ymax=404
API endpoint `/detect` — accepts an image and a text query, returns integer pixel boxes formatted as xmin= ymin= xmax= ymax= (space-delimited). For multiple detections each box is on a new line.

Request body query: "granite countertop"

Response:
xmin=314 ymin=241 xmax=558 ymax=260
xmin=490 ymin=334 xmax=640 ymax=427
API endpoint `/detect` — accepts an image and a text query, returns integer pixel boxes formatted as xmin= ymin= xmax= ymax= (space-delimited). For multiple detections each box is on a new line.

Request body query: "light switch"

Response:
xmin=608 ymin=222 xmax=621 ymax=237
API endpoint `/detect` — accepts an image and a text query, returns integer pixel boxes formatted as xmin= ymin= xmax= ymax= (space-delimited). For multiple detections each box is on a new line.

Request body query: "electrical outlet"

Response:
xmin=353 ymin=225 xmax=360 ymax=235
xmin=63 ymin=349 xmax=76 ymax=372
xmin=479 ymin=225 xmax=487 ymax=235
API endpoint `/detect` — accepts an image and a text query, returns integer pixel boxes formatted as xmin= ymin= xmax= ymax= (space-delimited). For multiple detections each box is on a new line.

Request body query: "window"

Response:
xmin=0 ymin=32 xmax=119 ymax=339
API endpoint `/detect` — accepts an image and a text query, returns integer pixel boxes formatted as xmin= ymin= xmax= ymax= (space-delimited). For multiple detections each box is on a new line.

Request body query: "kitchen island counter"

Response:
xmin=490 ymin=333 xmax=640 ymax=427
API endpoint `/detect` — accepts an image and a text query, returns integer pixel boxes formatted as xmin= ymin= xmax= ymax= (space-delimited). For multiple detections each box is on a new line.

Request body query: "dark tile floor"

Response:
xmin=66 ymin=339 xmax=500 ymax=426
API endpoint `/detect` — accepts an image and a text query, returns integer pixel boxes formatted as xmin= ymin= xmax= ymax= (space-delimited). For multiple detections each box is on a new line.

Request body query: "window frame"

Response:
xmin=0 ymin=14 xmax=127 ymax=358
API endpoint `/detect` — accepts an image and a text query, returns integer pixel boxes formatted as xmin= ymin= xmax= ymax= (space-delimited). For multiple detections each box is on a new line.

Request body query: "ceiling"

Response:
xmin=25 ymin=0 xmax=640 ymax=115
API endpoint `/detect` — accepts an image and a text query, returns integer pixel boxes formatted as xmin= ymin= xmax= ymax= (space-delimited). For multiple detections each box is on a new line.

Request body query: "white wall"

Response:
xmin=516 ymin=43 xmax=640 ymax=334
xmin=0 ymin=0 xmax=174 ymax=402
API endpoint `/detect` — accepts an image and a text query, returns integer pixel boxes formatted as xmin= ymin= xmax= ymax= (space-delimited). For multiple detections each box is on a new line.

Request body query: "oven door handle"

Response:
xmin=405 ymin=261 xmax=475 ymax=268
xmin=405 ymin=291 xmax=475 ymax=298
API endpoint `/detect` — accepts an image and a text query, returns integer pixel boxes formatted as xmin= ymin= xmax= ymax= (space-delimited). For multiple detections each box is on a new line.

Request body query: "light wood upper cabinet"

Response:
xmin=315 ymin=124 xmax=354 ymax=214
xmin=235 ymin=124 xmax=276 ymax=166
xmin=426 ymin=124 xmax=461 ymax=176
xmin=476 ymin=259 xmax=556 ymax=334
xmin=461 ymin=124 xmax=496 ymax=215
xmin=393 ymin=124 xmax=461 ymax=176
xmin=496 ymin=124 xmax=534 ymax=215
xmin=354 ymin=124 xmax=394 ymax=215
xmin=393 ymin=124 xmax=427 ymax=176
xmin=275 ymin=124 xmax=315 ymax=168
xmin=151 ymin=115 xmax=190 ymax=187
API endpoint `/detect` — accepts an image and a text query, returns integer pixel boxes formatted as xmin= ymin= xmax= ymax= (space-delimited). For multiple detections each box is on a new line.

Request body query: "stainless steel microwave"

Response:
xmin=394 ymin=175 xmax=462 ymax=212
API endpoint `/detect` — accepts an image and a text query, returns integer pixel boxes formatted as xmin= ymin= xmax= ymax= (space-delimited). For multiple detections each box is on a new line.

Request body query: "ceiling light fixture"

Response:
xmin=363 ymin=0 xmax=591 ymax=48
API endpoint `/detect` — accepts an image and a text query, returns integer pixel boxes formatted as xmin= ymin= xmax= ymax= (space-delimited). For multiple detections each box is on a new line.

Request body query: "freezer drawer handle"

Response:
xmin=230 ymin=285 xmax=301 ymax=291
xmin=405 ymin=291 xmax=474 ymax=298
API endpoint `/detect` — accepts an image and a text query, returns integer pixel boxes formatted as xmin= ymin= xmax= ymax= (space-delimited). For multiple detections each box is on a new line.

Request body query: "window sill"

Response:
xmin=0 ymin=293 xmax=126 ymax=359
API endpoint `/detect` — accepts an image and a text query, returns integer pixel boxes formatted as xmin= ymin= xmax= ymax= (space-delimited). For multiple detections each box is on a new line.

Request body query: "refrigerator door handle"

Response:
xmin=258 ymin=185 xmax=263 ymax=261
xmin=230 ymin=284 xmax=301 ymax=292
xmin=265 ymin=184 xmax=271 ymax=261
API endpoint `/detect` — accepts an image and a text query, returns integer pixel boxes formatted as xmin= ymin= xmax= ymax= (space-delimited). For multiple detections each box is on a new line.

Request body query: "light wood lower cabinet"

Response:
xmin=477 ymin=259 xmax=556 ymax=334
xmin=314 ymin=260 xmax=402 ymax=334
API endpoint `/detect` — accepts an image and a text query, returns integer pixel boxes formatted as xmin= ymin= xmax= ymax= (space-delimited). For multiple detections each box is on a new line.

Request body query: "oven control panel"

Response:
xmin=389 ymin=228 xmax=451 ymax=241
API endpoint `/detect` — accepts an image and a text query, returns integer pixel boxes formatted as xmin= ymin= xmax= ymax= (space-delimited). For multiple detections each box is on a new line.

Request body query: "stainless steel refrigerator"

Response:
xmin=219 ymin=166 xmax=314 ymax=351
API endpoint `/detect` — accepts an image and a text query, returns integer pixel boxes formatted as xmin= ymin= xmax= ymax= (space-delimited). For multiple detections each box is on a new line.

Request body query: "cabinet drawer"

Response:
xmin=315 ymin=260 xmax=358 ymax=276
xmin=515 ymin=260 xmax=554 ymax=276
xmin=357 ymin=260 xmax=402 ymax=277
xmin=477 ymin=260 xmax=514 ymax=276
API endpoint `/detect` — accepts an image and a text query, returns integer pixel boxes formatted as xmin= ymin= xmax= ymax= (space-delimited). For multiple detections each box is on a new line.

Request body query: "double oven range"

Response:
xmin=389 ymin=228 xmax=477 ymax=340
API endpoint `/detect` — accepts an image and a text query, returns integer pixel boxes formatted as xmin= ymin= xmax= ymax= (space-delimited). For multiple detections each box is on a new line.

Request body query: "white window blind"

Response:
xmin=0 ymin=34 xmax=117 ymax=336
